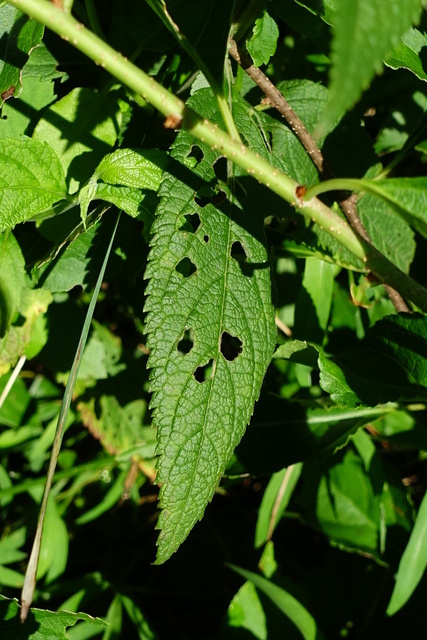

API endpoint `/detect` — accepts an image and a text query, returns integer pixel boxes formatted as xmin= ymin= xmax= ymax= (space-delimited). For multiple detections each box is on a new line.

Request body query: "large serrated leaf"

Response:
xmin=0 ymin=137 xmax=67 ymax=232
xmin=145 ymin=90 xmax=276 ymax=563
xmin=322 ymin=0 xmax=424 ymax=132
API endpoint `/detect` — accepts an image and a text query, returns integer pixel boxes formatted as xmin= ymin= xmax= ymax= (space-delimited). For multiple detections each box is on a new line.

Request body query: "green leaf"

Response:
xmin=121 ymin=595 xmax=158 ymax=640
xmin=33 ymin=88 xmax=121 ymax=194
xmin=294 ymin=258 xmax=335 ymax=344
xmin=0 ymin=595 xmax=106 ymax=640
xmin=0 ymin=3 xmax=43 ymax=103
xmin=37 ymin=496 xmax=68 ymax=584
xmin=0 ymin=287 xmax=52 ymax=376
xmin=95 ymin=148 xmax=168 ymax=190
xmin=357 ymin=194 xmax=416 ymax=273
xmin=386 ymin=27 xmax=427 ymax=82
xmin=0 ymin=232 xmax=26 ymax=338
xmin=387 ymin=490 xmax=427 ymax=615
xmin=322 ymin=0 xmax=424 ymax=132
xmin=356 ymin=177 xmax=427 ymax=239
xmin=227 ymin=580 xmax=267 ymax=639
xmin=247 ymin=10 xmax=279 ymax=67
xmin=255 ymin=463 xmax=303 ymax=548
xmin=228 ymin=565 xmax=323 ymax=640
xmin=299 ymin=450 xmax=380 ymax=552
xmin=0 ymin=137 xmax=67 ymax=232
xmin=319 ymin=313 xmax=427 ymax=407
xmin=145 ymin=89 xmax=276 ymax=563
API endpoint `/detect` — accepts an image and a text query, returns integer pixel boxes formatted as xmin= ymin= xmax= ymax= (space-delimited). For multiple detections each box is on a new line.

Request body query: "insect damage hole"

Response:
xmin=195 ymin=188 xmax=227 ymax=208
xmin=194 ymin=358 xmax=214 ymax=383
xmin=220 ymin=332 xmax=243 ymax=361
xmin=185 ymin=145 xmax=204 ymax=167
xmin=175 ymin=257 xmax=197 ymax=277
xmin=213 ymin=156 xmax=227 ymax=182
xmin=177 ymin=328 xmax=194 ymax=355
xmin=179 ymin=212 xmax=201 ymax=233
xmin=230 ymin=241 xmax=248 ymax=263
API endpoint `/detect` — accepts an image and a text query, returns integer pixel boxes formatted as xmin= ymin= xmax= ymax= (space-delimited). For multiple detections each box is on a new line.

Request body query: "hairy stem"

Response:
xmin=6 ymin=0 xmax=427 ymax=312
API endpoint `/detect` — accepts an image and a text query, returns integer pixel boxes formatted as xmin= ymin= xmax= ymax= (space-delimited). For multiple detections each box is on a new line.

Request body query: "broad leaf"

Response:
xmin=0 ymin=595 xmax=106 ymax=640
xmin=319 ymin=313 xmax=427 ymax=407
xmin=387 ymin=490 xmax=427 ymax=616
xmin=0 ymin=3 xmax=43 ymax=103
xmin=0 ymin=137 xmax=67 ymax=232
xmin=145 ymin=89 xmax=276 ymax=563
xmin=322 ymin=0 xmax=424 ymax=132
xmin=33 ymin=88 xmax=122 ymax=193
xmin=0 ymin=232 xmax=26 ymax=338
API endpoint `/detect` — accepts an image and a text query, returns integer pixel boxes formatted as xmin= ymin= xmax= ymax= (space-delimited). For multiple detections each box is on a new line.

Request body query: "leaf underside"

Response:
xmin=145 ymin=90 xmax=276 ymax=563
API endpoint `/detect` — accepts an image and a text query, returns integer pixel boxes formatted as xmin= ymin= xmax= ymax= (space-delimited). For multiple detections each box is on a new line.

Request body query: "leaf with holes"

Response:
xmin=145 ymin=89 xmax=277 ymax=563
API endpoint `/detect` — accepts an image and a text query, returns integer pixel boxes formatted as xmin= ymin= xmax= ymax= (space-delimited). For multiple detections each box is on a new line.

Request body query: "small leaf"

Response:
xmin=321 ymin=0 xmax=424 ymax=133
xmin=95 ymin=148 xmax=168 ymax=190
xmin=386 ymin=27 xmax=427 ymax=82
xmin=0 ymin=3 xmax=43 ymax=102
xmin=319 ymin=313 xmax=427 ymax=407
xmin=228 ymin=565 xmax=323 ymax=640
xmin=387 ymin=490 xmax=427 ymax=615
xmin=0 ymin=137 xmax=67 ymax=232
xmin=247 ymin=11 xmax=279 ymax=67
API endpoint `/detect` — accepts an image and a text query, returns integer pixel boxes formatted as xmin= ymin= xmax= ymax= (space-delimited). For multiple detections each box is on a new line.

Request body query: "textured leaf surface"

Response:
xmin=95 ymin=148 xmax=168 ymax=189
xmin=319 ymin=313 xmax=427 ymax=407
xmin=0 ymin=137 xmax=67 ymax=233
xmin=323 ymin=0 xmax=424 ymax=131
xmin=387 ymin=490 xmax=427 ymax=615
xmin=145 ymin=89 xmax=276 ymax=562
xmin=0 ymin=595 xmax=106 ymax=640
xmin=0 ymin=3 xmax=43 ymax=103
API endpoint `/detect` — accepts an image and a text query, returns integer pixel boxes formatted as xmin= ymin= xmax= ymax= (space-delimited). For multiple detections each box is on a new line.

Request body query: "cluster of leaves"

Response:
xmin=1 ymin=0 xmax=427 ymax=637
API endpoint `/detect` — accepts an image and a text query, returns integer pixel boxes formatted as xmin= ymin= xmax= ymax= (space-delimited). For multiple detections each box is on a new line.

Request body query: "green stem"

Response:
xmin=304 ymin=178 xmax=368 ymax=200
xmin=6 ymin=0 xmax=427 ymax=312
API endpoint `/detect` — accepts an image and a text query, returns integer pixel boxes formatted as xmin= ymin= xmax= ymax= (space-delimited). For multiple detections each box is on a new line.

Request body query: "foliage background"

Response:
xmin=1 ymin=0 xmax=427 ymax=638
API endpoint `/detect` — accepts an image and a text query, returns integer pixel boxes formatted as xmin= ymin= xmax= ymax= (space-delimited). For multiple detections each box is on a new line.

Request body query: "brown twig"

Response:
xmin=228 ymin=39 xmax=411 ymax=314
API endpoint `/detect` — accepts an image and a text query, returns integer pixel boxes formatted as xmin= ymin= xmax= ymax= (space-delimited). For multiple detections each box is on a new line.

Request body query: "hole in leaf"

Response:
xmin=213 ymin=156 xmax=227 ymax=182
xmin=230 ymin=241 xmax=248 ymax=263
xmin=175 ymin=257 xmax=197 ymax=277
xmin=195 ymin=188 xmax=227 ymax=208
xmin=179 ymin=212 xmax=201 ymax=233
xmin=203 ymin=235 xmax=209 ymax=243
xmin=177 ymin=328 xmax=194 ymax=355
xmin=194 ymin=358 xmax=214 ymax=383
xmin=220 ymin=332 xmax=243 ymax=361
xmin=186 ymin=145 xmax=204 ymax=166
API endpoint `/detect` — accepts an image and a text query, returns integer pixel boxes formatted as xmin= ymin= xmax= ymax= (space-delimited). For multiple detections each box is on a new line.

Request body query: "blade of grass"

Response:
xmin=0 ymin=355 xmax=26 ymax=410
xmin=20 ymin=213 xmax=120 ymax=623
